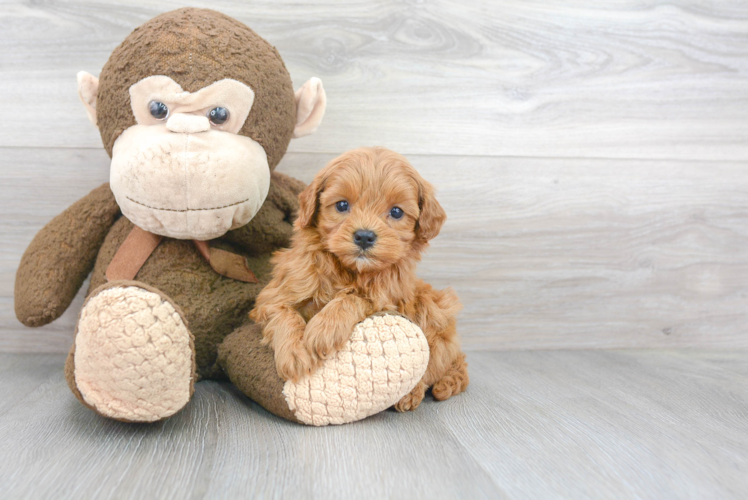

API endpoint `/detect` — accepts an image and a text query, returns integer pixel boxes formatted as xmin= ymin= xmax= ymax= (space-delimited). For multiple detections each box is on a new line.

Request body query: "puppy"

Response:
xmin=250 ymin=147 xmax=468 ymax=411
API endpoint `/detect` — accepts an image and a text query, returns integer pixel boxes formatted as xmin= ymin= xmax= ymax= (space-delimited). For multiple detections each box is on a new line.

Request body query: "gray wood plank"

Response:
xmin=0 ymin=350 xmax=746 ymax=499
xmin=0 ymin=353 xmax=503 ymax=500
xmin=438 ymin=349 xmax=748 ymax=499
xmin=1 ymin=1 xmax=747 ymax=160
xmin=0 ymin=147 xmax=110 ymax=353
xmin=3 ymin=148 xmax=747 ymax=352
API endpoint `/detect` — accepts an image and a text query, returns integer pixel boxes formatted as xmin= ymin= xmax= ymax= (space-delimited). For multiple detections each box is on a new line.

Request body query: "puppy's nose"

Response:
xmin=353 ymin=230 xmax=377 ymax=250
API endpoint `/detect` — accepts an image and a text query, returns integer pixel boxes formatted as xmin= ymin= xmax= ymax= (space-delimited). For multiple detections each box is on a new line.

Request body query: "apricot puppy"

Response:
xmin=250 ymin=147 xmax=468 ymax=411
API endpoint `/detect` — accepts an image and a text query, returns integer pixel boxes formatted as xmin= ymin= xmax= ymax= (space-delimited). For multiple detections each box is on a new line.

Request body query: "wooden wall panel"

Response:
xmin=3 ymin=150 xmax=746 ymax=352
xmin=0 ymin=1 xmax=747 ymax=159
xmin=1 ymin=0 xmax=746 ymax=351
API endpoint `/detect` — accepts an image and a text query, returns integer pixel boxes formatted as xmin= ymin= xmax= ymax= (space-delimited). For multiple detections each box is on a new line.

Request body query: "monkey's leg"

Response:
xmin=218 ymin=313 xmax=430 ymax=426
xmin=65 ymin=281 xmax=196 ymax=423
xmin=217 ymin=321 xmax=302 ymax=423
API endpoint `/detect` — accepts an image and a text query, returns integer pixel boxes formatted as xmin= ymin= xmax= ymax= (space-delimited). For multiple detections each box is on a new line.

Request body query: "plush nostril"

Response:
xmin=166 ymin=113 xmax=211 ymax=134
xmin=353 ymin=230 xmax=377 ymax=250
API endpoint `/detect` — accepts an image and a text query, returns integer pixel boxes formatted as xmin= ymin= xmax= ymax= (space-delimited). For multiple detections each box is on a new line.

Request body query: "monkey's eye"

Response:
xmin=335 ymin=200 xmax=349 ymax=213
xmin=209 ymin=107 xmax=229 ymax=125
xmin=390 ymin=207 xmax=404 ymax=219
xmin=149 ymin=101 xmax=169 ymax=120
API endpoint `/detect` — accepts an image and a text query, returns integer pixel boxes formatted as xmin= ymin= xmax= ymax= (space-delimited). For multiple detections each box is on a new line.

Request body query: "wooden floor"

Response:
xmin=1 ymin=350 xmax=747 ymax=499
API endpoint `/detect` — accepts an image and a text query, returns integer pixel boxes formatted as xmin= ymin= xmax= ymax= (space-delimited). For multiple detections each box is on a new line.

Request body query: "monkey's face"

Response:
xmin=76 ymin=9 xmax=327 ymax=241
xmin=109 ymin=76 xmax=269 ymax=240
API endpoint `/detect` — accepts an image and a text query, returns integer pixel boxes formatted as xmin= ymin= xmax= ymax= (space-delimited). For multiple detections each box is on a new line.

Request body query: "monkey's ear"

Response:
xmin=415 ymin=178 xmax=447 ymax=241
xmin=295 ymin=175 xmax=325 ymax=229
xmin=77 ymin=71 xmax=99 ymax=127
xmin=292 ymin=77 xmax=326 ymax=138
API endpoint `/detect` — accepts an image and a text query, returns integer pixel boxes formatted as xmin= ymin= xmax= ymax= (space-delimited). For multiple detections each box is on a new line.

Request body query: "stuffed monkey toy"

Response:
xmin=14 ymin=8 xmax=429 ymax=426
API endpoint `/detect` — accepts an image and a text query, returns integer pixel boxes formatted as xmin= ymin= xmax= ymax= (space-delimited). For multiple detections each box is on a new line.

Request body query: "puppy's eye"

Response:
xmin=149 ymin=101 xmax=169 ymax=120
xmin=390 ymin=207 xmax=404 ymax=219
xmin=335 ymin=200 xmax=349 ymax=213
xmin=208 ymin=107 xmax=229 ymax=125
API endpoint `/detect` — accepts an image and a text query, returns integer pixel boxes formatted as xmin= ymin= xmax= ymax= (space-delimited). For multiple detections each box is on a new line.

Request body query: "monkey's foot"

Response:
xmin=283 ymin=313 xmax=430 ymax=426
xmin=67 ymin=282 xmax=196 ymax=422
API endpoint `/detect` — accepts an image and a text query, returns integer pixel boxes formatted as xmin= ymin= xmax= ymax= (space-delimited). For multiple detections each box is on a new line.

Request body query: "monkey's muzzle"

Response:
xmin=110 ymin=124 xmax=270 ymax=240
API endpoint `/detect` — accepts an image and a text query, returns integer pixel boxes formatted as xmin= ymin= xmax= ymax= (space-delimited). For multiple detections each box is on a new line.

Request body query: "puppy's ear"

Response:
xmin=295 ymin=176 xmax=325 ymax=229
xmin=416 ymin=178 xmax=447 ymax=241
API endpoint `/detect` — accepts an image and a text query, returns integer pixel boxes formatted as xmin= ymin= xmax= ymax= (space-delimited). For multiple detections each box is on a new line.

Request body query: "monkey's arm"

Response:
xmin=15 ymin=183 xmax=121 ymax=327
xmin=223 ymin=171 xmax=306 ymax=254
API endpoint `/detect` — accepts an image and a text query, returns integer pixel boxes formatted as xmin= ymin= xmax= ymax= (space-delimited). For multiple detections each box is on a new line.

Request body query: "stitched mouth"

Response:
xmin=125 ymin=196 xmax=249 ymax=212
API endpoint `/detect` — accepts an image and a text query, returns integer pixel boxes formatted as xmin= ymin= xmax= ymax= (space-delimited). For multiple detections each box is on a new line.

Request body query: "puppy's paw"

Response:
xmin=432 ymin=354 xmax=469 ymax=401
xmin=394 ymin=381 xmax=426 ymax=412
xmin=274 ymin=340 xmax=318 ymax=382
xmin=303 ymin=312 xmax=352 ymax=360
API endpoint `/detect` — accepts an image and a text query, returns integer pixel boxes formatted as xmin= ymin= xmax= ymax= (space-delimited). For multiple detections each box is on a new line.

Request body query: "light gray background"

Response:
xmin=1 ymin=2 xmax=747 ymax=499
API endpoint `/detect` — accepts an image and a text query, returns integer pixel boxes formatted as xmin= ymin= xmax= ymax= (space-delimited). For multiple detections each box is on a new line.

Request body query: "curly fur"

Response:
xmin=250 ymin=147 xmax=468 ymax=411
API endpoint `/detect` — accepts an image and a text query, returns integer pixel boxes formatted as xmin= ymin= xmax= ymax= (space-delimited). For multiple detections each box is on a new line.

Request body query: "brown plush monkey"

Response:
xmin=15 ymin=8 xmax=429 ymax=425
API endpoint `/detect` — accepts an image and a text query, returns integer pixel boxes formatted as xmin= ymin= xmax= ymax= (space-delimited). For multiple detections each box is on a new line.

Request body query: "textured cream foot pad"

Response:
xmin=283 ymin=314 xmax=430 ymax=426
xmin=74 ymin=286 xmax=193 ymax=422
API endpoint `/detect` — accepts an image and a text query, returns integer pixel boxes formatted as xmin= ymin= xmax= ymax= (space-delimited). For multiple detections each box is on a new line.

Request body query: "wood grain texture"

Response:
xmin=3 ymin=2 xmax=747 ymax=497
xmin=0 ymin=0 xmax=747 ymax=160
xmin=1 ymin=350 xmax=746 ymax=499
xmin=3 ymin=149 xmax=747 ymax=352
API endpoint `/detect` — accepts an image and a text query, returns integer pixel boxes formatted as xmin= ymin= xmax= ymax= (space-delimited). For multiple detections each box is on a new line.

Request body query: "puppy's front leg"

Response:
xmin=303 ymin=291 xmax=374 ymax=360
xmin=394 ymin=380 xmax=427 ymax=412
xmin=253 ymin=303 xmax=317 ymax=382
